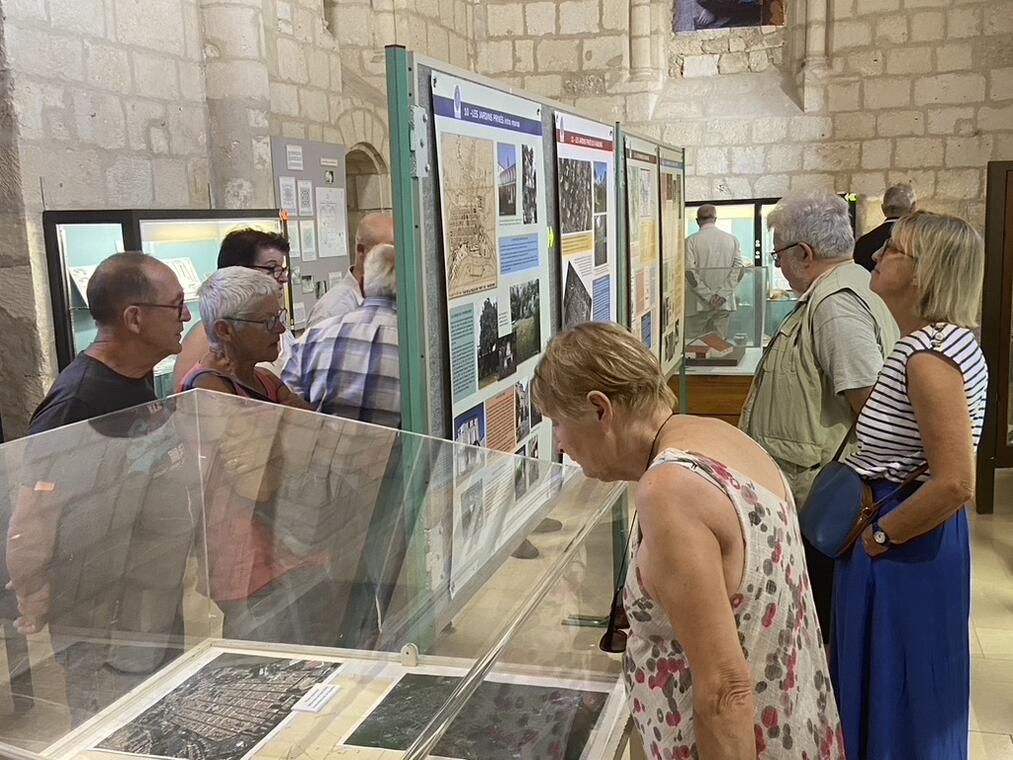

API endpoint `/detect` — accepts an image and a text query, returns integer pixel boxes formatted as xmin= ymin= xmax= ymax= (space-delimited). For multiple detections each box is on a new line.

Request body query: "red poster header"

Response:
xmin=559 ymin=130 xmax=613 ymax=152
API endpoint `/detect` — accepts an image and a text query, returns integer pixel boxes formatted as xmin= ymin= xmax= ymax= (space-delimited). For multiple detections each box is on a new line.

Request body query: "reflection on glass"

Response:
xmin=684 ymin=266 xmax=767 ymax=376
xmin=0 ymin=391 xmax=624 ymax=758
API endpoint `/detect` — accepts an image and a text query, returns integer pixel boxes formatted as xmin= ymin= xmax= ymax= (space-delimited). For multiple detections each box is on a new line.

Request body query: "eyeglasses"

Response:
xmin=599 ymin=515 xmax=637 ymax=654
xmin=770 ymin=242 xmax=801 ymax=266
xmin=133 ymin=301 xmax=188 ymax=320
xmin=250 ymin=264 xmax=289 ymax=279
xmin=224 ymin=308 xmax=289 ymax=333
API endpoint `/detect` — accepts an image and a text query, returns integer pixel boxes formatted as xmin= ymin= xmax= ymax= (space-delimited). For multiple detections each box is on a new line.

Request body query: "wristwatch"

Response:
xmin=871 ymin=521 xmax=894 ymax=548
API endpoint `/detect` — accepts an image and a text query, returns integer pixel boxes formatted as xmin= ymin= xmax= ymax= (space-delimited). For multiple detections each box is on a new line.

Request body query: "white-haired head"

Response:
xmin=363 ymin=243 xmax=397 ymax=299
xmin=198 ymin=267 xmax=281 ymax=352
xmin=882 ymin=184 xmax=917 ymax=218
xmin=767 ymin=192 xmax=854 ymax=260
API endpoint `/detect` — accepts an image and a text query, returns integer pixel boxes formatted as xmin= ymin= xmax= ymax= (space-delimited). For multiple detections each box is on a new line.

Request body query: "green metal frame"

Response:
xmin=387 ymin=45 xmax=428 ymax=436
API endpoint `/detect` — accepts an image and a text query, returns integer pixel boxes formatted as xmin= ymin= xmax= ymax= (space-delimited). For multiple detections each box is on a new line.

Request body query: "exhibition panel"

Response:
xmin=623 ymin=134 xmax=663 ymax=360
xmin=0 ymin=390 xmax=625 ymax=758
xmin=42 ymin=210 xmax=283 ymax=398
xmin=658 ymin=148 xmax=687 ymax=380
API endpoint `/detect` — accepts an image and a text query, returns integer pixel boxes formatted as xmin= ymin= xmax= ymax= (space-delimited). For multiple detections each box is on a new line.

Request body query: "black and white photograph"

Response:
xmin=515 ymin=378 xmax=531 ymax=442
xmin=638 ymin=167 xmax=652 ymax=212
xmin=509 ymin=279 xmax=542 ymax=365
xmin=522 ymin=144 xmax=538 ymax=224
xmin=563 ymin=262 xmax=592 ymax=329
xmin=593 ymin=161 xmax=608 ymax=213
xmin=477 ymin=297 xmax=499 ymax=388
xmin=530 ymin=393 xmax=543 ymax=430
xmin=674 ymin=0 xmax=783 ymax=33
xmin=514 ymin=446 xmax=528 ymax=500
xmin=453 ymin=403 xmax=486 ymax=478
xmin=96 ymin=654 xmax=340 ymax=760
xmin=497 ymin=143 xmax=518 ymax=217
xmin=497 ymin=332 xmax=517 ymax=381
xmin=558 ymin=158 xmax=593 ymax=234
xmin=345 ymin=673 xmax=608 ymax=760
xmin=593 ymin=213 xmax=608 ymax=267
xmin=526 ymin=437 xmax=541 ymax=488
xmin=458 ymin=478 xmax=488 ymax=553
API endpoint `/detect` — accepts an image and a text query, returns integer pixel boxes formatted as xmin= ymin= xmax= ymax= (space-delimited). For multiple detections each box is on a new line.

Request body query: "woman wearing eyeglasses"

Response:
xmin=179 ymin=267 xmax=308 ymax=407
xmin=172 ymin=228 xmax=293 ymax=393
xmin=832 ymin=212 xmax=987 ymax=760
xmin=532 ymin=322 xmax=843 ymax=760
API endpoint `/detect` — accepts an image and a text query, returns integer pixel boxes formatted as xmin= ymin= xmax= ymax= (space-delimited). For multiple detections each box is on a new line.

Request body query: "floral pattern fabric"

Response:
xmin=623 ymin=449 xmax=843 ymax=759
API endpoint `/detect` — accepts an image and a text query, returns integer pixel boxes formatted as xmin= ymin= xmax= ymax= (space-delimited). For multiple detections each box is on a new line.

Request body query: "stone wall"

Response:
xmin=0 ymin=0 xmax=211 ymax=435
xmin=0 ymin=0 xmax=473 ymax=436
xmin=476 ymin=0 xmax=1013 ymax=230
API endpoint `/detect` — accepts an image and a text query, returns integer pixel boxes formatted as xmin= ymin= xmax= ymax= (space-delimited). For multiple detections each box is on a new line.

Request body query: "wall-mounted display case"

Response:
xmin=0 ymin=390 xmax=629 ymax=759
xmin=42 ymin=210 xmax=283 ymax=398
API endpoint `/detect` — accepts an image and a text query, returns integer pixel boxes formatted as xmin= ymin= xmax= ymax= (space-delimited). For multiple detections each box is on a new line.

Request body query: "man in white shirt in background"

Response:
xmin=306 ymin=213 xmax=395 ymax=329
xmin=684 ymin=204 xmax=746 ymax=340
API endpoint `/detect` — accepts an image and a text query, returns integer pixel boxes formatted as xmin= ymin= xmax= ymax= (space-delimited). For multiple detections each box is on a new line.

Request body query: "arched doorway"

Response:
xmin=345 ymin=142 xmax=391 ymax=248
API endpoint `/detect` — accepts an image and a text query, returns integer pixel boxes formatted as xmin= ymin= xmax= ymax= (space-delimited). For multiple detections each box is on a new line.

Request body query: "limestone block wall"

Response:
xmin=476 ymin=0 xmax=1013 ymax=231
xmin=0 ymin=0 xmax=211 ymax=436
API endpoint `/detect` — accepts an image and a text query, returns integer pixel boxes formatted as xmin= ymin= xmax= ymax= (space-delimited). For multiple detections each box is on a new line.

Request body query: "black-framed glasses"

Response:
xmin=133 ymin=301 xmax=188 ymax=320
xmin=599 ymin=515 xmax=638 ymax=654
xmin=224 ymin=308 xmax=289 ymax=333
xmin=250 ymin=264 xmax=289 ymax=279
xmin=770 ymin=242 xmax=801 ymax=266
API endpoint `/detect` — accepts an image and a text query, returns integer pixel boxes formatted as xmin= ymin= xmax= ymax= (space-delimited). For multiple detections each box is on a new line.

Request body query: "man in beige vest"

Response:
xmin=739 ymin=191 xmax=899 ymax=640
xmin=685 ymin=204 xmax=745 ymax=340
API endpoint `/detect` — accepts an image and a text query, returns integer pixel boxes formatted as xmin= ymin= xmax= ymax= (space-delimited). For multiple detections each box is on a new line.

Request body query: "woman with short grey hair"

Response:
xmin=179 ymin=267 xmax=309 ymax=408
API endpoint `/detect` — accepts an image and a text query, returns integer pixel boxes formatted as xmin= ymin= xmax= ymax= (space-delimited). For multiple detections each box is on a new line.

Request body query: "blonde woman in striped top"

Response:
xmin=833 ymin=211 xmax=987 ymax=760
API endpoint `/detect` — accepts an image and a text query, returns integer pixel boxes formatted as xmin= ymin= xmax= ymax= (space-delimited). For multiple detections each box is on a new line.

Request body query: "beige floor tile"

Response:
xmin=972 ymin=677 xmax=1013 ymax=733
xmin=978 ymin=628 xmax=1013 ymax=660
xmin=970 ymin=731 xmax=1013 ymax=760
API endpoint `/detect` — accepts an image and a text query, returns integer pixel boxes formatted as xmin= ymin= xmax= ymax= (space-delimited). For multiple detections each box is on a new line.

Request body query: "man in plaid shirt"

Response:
xmin=283 ymin=244 xmax=401 ymax=427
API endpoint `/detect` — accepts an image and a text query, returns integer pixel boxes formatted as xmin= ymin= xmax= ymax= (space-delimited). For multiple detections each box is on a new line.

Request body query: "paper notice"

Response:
xmin=293 ymin=684 xmax=340 ymax=713
xmin=297 ymin=180 xmax=314 ymax=216
xmin=315 ymin=187 xmax=348 ymax=259
xmin=299 ymin=220 xmax=317 ymax=262
xmin=293 ymin=301 xmax=307 ymax=326
xmin=450 ymin=303 xmax=478 ymax=404
xmin=485 ymin=387 xmax=517 ymax=453
xmin=163 ymin=258 xmax=201 ymax=300
xmin=68 ymin=265 xmax=97 ymax=305
xmin=278 ymin=176 xmax=298 ymax=215
xmin=286 ymin=144 xmax=304 ymax=171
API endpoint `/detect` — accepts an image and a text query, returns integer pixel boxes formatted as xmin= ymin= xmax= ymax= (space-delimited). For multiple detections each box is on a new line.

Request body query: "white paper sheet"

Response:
xmin=315 ymin=187 xmax=348 ymax=259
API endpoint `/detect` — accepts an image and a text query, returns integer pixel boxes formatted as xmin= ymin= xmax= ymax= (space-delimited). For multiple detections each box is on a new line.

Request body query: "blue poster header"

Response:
xmin=660 ymin=158 xmax=685 ymax=171
xmin=434 ymin=95 xmax=543 ymax=137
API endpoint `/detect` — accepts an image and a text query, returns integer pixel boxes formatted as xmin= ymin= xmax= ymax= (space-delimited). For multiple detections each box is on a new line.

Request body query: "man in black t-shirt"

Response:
xmin=29 ymin=252 xmax=191 ymax=434
xmin=9 ymin=253 xmax=194 ymax=723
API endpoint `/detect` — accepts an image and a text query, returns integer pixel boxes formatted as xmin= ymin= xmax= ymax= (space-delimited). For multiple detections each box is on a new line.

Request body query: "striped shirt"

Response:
xmin=283 ymin=296 xmax=401 ymax=427
xmin=846 ymin=323 xmax=988 ymax=482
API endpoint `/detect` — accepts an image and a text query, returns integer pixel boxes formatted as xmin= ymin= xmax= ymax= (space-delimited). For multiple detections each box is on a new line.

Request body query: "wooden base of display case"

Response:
xmin=678 ymin=374 xmax=752 ymax=427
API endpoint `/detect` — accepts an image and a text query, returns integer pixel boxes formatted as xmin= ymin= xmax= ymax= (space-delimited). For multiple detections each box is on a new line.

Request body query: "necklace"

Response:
xmin=645 ymin=412 xmax=677 ymax=473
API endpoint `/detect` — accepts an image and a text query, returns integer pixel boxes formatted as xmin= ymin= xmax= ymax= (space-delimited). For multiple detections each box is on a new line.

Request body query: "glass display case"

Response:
xmin=682 ymin=266 xmax=768 ymax=426
xmin=42 ymin=210 xmax=283 ymax=398
xmin=0 ymin=390 xmax=629 ymax=759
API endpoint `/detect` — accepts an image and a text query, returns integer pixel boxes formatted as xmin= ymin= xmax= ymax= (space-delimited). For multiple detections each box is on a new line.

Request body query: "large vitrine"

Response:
xmin=977 ymin=161 xmax=1013 ymax=514
xmin=42 ymin=210 xmax=283 ymax=398
xmin=0 ymin=390 xmax=629 ymax=759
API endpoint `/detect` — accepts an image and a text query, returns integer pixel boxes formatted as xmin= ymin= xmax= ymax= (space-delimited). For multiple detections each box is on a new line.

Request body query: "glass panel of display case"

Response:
xmin=0 ymin=390 xmax=625 ymax=759
xmin=684 ymin=264 xmax=767 ymax=368
xmin=395 ymin=503 xmax=632 ymax=760
xmin=55 ymin=222 xmax=128 ymax=374
xmin=684 ymin=202 xmax=754 ymax=259
xmin=759 ymin=202 xmax=797 ymax=335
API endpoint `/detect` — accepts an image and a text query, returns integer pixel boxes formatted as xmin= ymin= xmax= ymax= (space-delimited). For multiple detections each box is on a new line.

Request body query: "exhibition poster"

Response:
xmin=659 ymin=148 xmax=687 ymax=376
xmin=431 ymin=73 xmax=553 ymax=597
xmin=554 ymin=113 xmax=617 ymax=328
xmin=625 ymin=136 xmax=661 ymax=357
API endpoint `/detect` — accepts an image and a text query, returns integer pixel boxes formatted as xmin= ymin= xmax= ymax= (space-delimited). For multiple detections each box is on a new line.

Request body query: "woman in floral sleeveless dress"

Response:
xmin=533 ymin=322 xmax=842 ymax=759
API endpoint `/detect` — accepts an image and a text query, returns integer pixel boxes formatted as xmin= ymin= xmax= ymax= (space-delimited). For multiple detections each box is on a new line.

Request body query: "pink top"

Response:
xmin=180 ymin=364 xmax=319 ymax=602
xmin=623 ymin=449 xmax=844 ymax=759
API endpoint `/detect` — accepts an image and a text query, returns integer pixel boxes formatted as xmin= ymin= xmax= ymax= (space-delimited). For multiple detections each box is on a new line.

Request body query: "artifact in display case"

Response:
xmin=683 ymin=266 xmax=767 ymax=372
xmin=0 ymin=390 xmax=629 ymax=759
xmin=42 ymin=209 xmax=283 ymax=398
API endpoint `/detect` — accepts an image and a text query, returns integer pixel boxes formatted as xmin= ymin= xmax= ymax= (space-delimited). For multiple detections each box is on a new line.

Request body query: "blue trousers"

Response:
xmin=832 ymin=480 xmax=969 ymax=760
